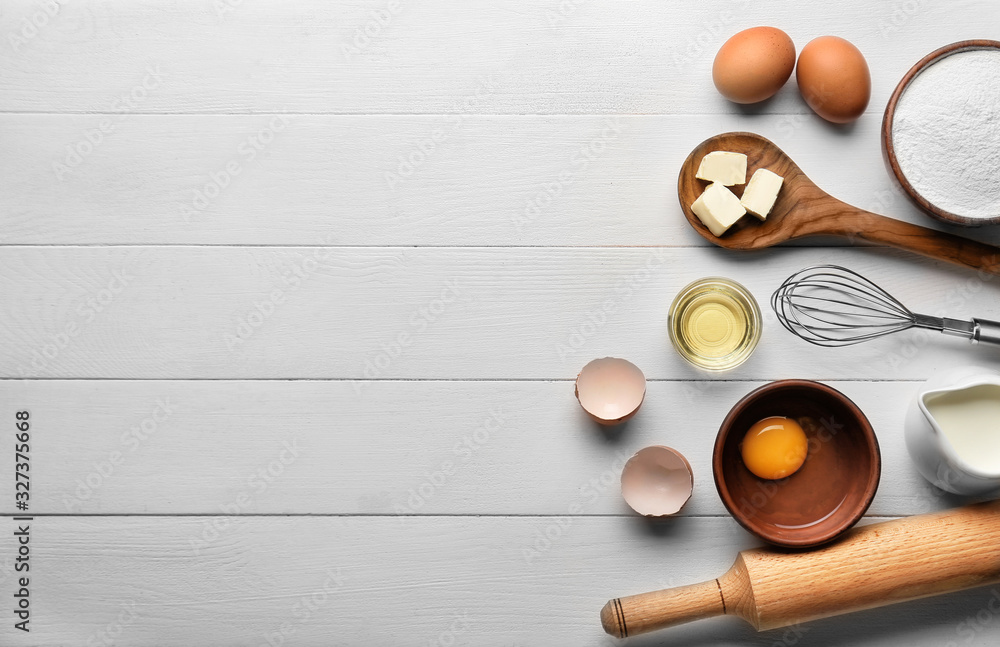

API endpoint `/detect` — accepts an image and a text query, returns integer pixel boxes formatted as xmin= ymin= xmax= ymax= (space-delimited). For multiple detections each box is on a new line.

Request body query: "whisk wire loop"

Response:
xmin=771 ymin=265 xmax=921 ymax=347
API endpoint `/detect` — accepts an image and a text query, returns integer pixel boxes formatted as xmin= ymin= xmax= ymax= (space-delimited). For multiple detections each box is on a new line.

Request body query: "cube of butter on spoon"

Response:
xmin=741 ymin=168 xmax=784 ymax=220
xmin=691 ymin=183 xmax=746 ymax=237
xmin=695 ymin=151 xmax=747 ymax=186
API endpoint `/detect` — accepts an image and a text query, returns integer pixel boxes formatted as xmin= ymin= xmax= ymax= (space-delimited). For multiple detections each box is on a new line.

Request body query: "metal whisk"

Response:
xmin=771 ymin=265 xmax=1000 ymax=348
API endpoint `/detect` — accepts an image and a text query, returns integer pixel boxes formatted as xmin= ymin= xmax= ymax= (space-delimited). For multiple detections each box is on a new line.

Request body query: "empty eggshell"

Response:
xmin=575 ymin=358 xmax=646 ymax=426
xmin=621 ymin=446 xmax=694 ymax=516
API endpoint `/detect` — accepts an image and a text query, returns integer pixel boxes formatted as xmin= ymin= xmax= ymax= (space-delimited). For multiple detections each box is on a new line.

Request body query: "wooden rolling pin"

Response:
xmin=601 ymin=501 xmax=1000 ymax=638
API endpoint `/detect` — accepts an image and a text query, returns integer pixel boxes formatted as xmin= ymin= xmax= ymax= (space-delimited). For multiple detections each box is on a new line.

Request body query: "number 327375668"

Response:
xmin=14 ymin=411 xmax=30 ymax=511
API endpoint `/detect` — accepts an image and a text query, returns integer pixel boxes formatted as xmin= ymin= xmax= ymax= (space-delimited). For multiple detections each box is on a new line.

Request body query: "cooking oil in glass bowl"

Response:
xmin=668 ymin=277 xmax=761 ymax=371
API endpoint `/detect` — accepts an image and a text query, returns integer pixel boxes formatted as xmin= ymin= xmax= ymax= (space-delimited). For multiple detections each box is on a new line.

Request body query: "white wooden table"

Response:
xmin=2 ymin=1 xmax=1000 ymax=645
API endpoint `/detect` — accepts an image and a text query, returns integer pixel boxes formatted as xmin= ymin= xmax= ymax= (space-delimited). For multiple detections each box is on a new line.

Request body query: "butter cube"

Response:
xmin=741 ymin=168 xmax=784 ymax=220
xmin=691 ymin=183 xmax=746 ymax=237
xmin=695 ymin=151 xmax=747 ymax=186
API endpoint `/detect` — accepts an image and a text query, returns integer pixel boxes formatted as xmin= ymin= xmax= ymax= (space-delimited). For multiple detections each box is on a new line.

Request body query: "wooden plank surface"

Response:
xmin=1 ymin=516 xmax=999 ymax=646
xmin=6 ymin=113 xmax=1000 ymax=247
xmin=0 ymin=379 xmax=958 ymax=516
xmin=2 ymin=0 xmax=1000 ymax=644
xmin=2 ymin=246 xmax=997 ymax=380
xmin=0 ymin=0 xmax=984 ymax=114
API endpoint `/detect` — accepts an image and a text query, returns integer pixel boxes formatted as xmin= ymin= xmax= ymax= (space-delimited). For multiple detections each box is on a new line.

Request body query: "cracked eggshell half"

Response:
xmin=621 ymin=446 xmax=694 ymax=516
xmin=575 ymin=357 xmax=646 ymax=426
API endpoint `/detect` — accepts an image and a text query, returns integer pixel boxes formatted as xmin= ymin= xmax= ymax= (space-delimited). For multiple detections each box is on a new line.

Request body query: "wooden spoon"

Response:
xmin=677 ymin=132 xmax=1000 ymax=274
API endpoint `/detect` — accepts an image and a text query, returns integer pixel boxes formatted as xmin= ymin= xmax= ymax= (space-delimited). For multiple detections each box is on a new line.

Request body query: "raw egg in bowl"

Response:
xmin=713 ymin=380 xmax=881 ymax=548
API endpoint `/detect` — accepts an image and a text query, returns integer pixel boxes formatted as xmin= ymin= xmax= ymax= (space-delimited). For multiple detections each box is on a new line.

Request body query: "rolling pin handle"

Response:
xmin=601 ymin=578 xmax=729 ymax=638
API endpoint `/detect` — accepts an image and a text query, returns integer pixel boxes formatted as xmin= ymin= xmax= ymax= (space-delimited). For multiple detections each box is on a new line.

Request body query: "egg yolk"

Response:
xmin=741 ymin=416 xmax=808 ymax=480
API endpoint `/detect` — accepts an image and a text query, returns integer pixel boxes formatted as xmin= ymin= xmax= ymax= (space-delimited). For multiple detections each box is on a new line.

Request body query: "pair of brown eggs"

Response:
xmin=713 ymin=27 xmax=871 ymax=124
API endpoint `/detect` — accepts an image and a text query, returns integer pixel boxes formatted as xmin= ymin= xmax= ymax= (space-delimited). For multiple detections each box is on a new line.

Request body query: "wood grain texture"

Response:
xmin=608 ymin=502 xmax=1000 ymax=637
xmin=3 ymin=0 xmax=1000 ymax=644
xmin=0 ymin=0 xmax=990 ymax=114
xmin=1 ymin=516 xmax=1000 ymax=647
xmin=0 ymin=380 xmax=962 ymax=517
xmin=9 ymin=113 xmax=1000 ymax=247
xmin=678 ymin=133 xmax=1000 ymax=272
xmin=2 ymin=246 xmax=998 ymax=380
xmin=602 ymin=577 xmax=729 ymax=638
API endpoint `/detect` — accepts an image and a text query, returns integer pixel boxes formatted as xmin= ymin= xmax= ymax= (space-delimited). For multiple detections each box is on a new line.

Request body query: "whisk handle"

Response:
xmin=973 ymin=319 xmax=1000 ymax=346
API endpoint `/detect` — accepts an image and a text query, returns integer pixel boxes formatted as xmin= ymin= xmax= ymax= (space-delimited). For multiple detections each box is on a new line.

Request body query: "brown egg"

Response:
xmin=796 ymin=36 xmax=871 ymax=123
xmin=713 ymin=27 xmax=796 ymax=104
xmin=620 ymin=446 xmax=693 ymax=516
xmin=575 ymin=358 xmax=645 ymax=426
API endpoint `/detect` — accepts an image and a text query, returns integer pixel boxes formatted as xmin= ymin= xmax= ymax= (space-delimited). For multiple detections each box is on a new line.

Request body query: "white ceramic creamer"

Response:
xmin=905 ymin=366 xmax=1000 ymax=495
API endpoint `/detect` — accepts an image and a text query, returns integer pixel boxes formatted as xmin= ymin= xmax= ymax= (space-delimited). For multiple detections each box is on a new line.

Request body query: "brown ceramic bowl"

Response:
xmin=713 ymin=380 xmax=880 ymax=548
xmin=882 ymin=40 xmax=1000 ymax=226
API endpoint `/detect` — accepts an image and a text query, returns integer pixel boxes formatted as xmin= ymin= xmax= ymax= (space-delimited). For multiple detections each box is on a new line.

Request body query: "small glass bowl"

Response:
xmin=668 ymin=277 xmax=762 ymax=371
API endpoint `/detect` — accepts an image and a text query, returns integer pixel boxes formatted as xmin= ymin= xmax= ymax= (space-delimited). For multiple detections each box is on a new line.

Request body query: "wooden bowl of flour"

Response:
xmin=882 ymin=40 xmax=1000 ymax=227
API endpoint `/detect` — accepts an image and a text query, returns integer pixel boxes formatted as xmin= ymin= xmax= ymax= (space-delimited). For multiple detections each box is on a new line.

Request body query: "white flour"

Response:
xmin=891 ymin=48 xmax=1000 ymax=220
